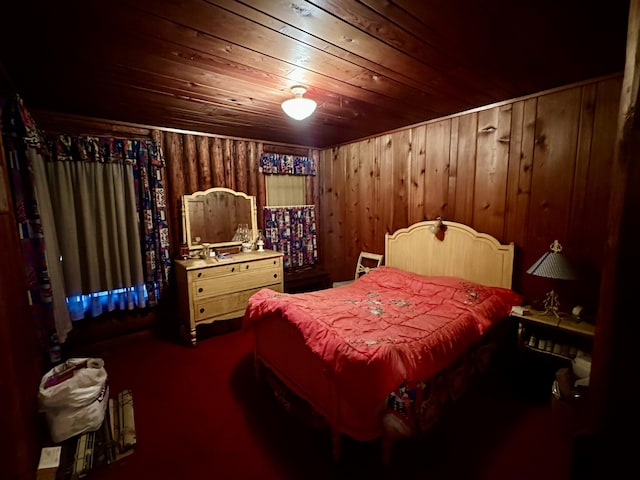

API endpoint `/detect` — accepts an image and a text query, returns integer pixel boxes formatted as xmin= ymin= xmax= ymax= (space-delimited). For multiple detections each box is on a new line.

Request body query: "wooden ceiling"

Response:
xmin=0 ymin=0 xmax=630 ymax=148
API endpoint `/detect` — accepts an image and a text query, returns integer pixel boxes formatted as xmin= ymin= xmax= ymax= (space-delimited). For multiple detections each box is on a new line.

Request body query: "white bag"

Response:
xmin=38 ymin=358 xmax=109 ymax=443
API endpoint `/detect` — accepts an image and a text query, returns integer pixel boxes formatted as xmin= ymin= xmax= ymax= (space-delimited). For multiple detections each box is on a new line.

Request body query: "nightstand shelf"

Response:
xmin=511 ymin=307 xmax=595 ymax=363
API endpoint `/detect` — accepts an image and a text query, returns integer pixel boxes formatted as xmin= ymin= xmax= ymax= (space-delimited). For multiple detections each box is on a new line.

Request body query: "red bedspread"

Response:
xmin=243 ymin=266 xmax=523 ymax=435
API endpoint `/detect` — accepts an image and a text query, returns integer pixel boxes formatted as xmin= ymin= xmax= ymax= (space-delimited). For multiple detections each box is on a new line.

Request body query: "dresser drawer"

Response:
xmin=194 ymin=284 xmax=282 ymax=322
xmin=193 ymin=267 xmax=281 ymax=298
xmin=188 ymin=257 xmax=282 ymax=282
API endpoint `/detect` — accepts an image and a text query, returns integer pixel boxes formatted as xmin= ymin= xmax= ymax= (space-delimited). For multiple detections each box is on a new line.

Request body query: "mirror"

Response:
xmin=181 ymin=187 xmax=257 ymax=252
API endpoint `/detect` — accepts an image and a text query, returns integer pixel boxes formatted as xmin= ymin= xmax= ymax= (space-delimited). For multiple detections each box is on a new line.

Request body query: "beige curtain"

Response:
xmin=28 ymin=149 xmax=73 ymax=342
xmin=45 ymin=159 xmax=145 ymax=318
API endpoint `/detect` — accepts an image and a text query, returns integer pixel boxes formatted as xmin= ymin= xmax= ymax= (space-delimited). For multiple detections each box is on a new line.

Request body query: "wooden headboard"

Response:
xmin=385 ymin=221 xmax=515 ymax=288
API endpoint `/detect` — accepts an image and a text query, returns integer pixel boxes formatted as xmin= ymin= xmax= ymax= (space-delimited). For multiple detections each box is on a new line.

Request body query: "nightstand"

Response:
xmin=510 ymin=307 xmax=595 ymax=399
xmin=284 ymin=265 xmax=331 ymax=293
xmin=511 ymin=307 xmax=595 ymax=362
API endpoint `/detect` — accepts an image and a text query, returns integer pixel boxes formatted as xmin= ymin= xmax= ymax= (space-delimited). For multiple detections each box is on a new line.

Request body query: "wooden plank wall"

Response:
xmin=319 ymin=75 xmax=622 ymax=311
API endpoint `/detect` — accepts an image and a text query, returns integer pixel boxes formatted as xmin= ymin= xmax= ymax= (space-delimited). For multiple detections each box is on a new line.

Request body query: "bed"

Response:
xmin=242 ymin=220 xmax=523 ymax=462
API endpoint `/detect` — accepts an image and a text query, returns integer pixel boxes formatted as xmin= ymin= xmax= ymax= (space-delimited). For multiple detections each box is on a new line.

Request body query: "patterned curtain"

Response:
xmin=259 ymin=152 xmax=315 ymax=175
xmin=129 ymin=140 xmax=171 ymax=306
xmin=1 ymin=95 xmax=66 ymax=360
xmin=263 ymin=205 xmax=317 ymax=269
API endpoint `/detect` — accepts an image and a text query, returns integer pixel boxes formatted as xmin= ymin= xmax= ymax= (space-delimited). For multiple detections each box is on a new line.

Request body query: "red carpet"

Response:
xmin=85 ymin=326 xmax=573 ymax=480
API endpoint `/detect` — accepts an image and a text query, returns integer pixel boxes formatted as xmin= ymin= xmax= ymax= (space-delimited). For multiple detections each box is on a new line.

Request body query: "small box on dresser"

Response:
xmin=175 ymin=250 xmax=284 ymax=346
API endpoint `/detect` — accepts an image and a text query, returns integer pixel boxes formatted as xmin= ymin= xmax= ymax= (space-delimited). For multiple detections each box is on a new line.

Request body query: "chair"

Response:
xmin=333 ymin=251 xmax=384 ymax=287
xmin=354 ymin=251 xmax=384 ymax=279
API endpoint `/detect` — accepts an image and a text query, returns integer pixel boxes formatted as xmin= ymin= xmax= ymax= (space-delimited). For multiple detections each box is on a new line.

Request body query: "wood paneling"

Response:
xmin=474 ymin=106 xmax=511 ymax=239
xmin=332 ymin=145 xmax=347 ymax=270
xmin=504 ymin=98 xmax=536 ymax=272
xmin=408 ymin=124 xmax=427 ymax=225
xmin=356 ymin=139 xmax=376 ymax=253
xmin=423 ymin=119 xmax=451 ymax=221
xmin=452 ymin=113 xmax=478 ymax=225
xmin=583 ymin=79 xmax=622 ymax=259
xmin=343 ymin=142 xmax=360 ymax=264
xmin=319 ymin=76 xmax=622 ymax=309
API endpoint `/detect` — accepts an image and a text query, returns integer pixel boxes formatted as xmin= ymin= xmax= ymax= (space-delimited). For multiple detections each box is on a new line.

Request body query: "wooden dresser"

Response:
xmin=175 ymin=250 xmax=284 ymax=345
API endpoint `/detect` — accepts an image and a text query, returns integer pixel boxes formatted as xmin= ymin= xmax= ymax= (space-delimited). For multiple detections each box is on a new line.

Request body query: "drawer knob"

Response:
xmin=232 ymin=267 xmax=236 ymax=272
xmin=199 ymin=308 xmax=205 ymax=314
xmin=245 ymin=265 xmax=249 ymax=270
xmin=198 ymin=287 xmax=203 ymax=293
xmin=197 ymin=272 xmax=202 ymax=278
xmin=273 ymin=273 xmax=278 ymax=279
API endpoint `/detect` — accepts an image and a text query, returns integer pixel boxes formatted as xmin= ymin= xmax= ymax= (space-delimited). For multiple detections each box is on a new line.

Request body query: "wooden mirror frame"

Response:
xmin=181 ymin=187 xmax=258 ymax=253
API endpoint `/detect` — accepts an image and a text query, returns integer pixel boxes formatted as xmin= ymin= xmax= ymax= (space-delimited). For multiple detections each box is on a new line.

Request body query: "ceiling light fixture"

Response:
xmin=281 ymin=86 xmax=316 ymax=120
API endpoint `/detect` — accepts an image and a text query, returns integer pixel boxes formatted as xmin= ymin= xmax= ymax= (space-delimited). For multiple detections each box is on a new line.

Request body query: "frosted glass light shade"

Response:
xmin=281 ymin=86 xmax=316 ymax=120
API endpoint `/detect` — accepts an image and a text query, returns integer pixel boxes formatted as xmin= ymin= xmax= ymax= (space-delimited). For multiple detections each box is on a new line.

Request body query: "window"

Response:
xmin=265 ymin=174 xmax=306 ymax=206
xmin=261 ymin=152 xmax=316 ymax=270
xmin=45 ymin=136 xmax=171 ymax=320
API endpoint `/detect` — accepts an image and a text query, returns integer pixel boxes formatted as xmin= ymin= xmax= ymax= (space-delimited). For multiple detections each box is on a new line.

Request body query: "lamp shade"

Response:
xmin=526 ymin=240 xmax=576 ymax=280
xmin=281 ymin=86 xmax=316 ymax=120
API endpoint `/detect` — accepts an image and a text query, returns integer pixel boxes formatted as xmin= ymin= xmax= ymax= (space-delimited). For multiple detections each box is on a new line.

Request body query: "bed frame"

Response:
xmin=385 ymin=220 xmax=514 ymax=288
xmin=251 ymin=220 xmax=515 ymax=462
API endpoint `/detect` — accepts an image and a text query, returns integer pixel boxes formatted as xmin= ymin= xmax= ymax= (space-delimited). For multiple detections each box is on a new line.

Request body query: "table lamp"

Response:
xmin=526 ymin=240 xmax=576 ymax=317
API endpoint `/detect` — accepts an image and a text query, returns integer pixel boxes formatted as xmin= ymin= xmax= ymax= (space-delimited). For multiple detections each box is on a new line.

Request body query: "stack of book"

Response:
xmin=58 ymin=389 xmax=137 ymax=479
